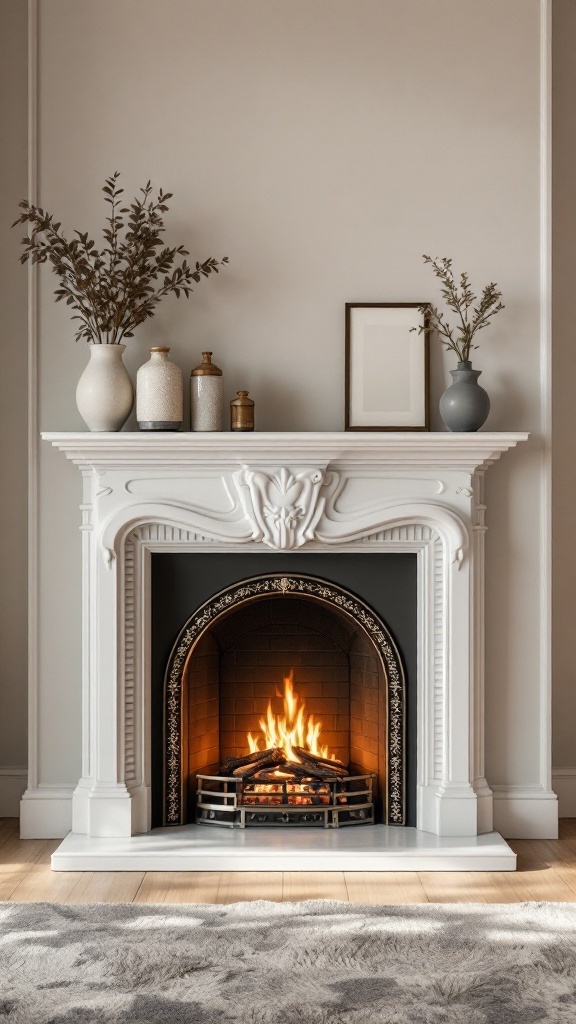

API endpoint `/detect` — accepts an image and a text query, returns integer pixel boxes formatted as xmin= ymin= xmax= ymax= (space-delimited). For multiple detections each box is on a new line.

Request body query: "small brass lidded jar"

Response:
xmin=230 ymin=390 xmax=255 ymax=431
xmin=190 ymin=351 xmax=223 ymax=431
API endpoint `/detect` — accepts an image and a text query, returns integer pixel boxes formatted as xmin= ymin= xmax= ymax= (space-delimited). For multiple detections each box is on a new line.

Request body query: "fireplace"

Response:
xmin=40 ymin=431 xmax=527 ymax=871
xmin=158 ymin=573 xmax=409 ymax=829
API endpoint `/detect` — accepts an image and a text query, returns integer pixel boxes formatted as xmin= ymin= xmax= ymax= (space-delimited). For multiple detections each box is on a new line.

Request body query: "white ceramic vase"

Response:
xmin=136 ymin=347 xmax=183 ymax=430
xmin=76 ymin=343 xmax=134 ymax=432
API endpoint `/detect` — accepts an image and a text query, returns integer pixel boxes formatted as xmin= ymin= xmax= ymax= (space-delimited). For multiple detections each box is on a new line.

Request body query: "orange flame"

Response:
xmin=247 ymin=669 xmax=334 ymax=762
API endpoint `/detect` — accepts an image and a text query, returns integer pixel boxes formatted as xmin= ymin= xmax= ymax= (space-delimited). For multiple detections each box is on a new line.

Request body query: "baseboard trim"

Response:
xmin=492 ymin=785 xmax=558 ymax=838
xmin=19 ymin=785 xmax=73 ymax=838
xmin=0 ymin=768 xmax=27 ymax=817
xmin=552 ymin=767 xmax=576 ymax=818
xmin=16 ymin=782 xmax=562 ymax=841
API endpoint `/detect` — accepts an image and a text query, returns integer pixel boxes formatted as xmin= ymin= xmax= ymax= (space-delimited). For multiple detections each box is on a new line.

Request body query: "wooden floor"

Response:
xmin=3 ymin=818 xmax=576 ymax=904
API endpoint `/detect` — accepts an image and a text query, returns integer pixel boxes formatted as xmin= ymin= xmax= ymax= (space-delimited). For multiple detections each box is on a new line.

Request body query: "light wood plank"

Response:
xmin=0 ymin=837 xmax=53 ymax=901
xmin=526 ymin=840 xmax=576 ymax=897
xmin=555 ymin=834 xmax=576 ymax=860
xmin=559 ymin=819 xmax=576 ymax=839
xmin=4 ymin=820 xmax=576 ymax=906
xmin=134 ymin=871 xmax=221 ymax=904
xmin=65 ymin=871 xmax=145 ymax=904
xmin=0 ymin=819 xmax=18 ymax=849
xmin=536 ymin=837 xmax=576 ymax=866
xmin=0 ymin=836 xmax=50 ymax=871
xmin=345 ymin=871 xmax=429 ymax=904
xmin=217 ymin=872 xmax=283 ymax=904
xmin=418 ymin=872 xmax=492 ymax=904
xmin=282 ymin=872 xmax=348 ymax=902
xmin=503 ymin=840 xmax=576 ymax=902
xmin=8 ymin=842 xmax=85 ymax=903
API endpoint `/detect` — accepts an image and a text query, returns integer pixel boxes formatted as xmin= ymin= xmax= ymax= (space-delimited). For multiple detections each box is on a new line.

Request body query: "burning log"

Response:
xmin=248 ymin=770 xmax=288 ymax=783
xmin=294 ymin=748 xmax=349 ymax=778
xmin=232 ymin=754 xmax=283 ymax=778
xmin=220 ymin=749 xmax=350 ymax=783
xmin=249 ymin=763 xmax=321 ymax=782
xmin=220 ymin=747 xmax=278 ymax=773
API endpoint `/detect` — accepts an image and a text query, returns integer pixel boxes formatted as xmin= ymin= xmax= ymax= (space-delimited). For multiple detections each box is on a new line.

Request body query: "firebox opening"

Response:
xmin=151 ymin=552 xmax=417 ymax=829
xmin=184 ymin=596 xmax=386 ymax=826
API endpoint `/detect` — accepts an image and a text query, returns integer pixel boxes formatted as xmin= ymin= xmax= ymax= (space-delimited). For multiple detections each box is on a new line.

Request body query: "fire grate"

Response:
xmin=196 ymin=773 xmax=375 ymax=828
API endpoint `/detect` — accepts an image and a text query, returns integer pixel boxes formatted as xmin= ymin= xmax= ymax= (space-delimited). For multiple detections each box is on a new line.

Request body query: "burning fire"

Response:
xmin=247 ymin=669 xmax=335 ymax=763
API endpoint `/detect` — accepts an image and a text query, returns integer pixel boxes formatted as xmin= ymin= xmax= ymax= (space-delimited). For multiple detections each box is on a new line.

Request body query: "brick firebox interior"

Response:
xmin=181 ymin=597 xmax=387 ymax=823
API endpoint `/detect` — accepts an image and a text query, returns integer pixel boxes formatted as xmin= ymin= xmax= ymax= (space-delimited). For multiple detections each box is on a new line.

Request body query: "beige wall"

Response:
xmin=552 ymin=0 xmax=576 ymax=769
xmin=10 ymin=1 xmax=574 ymax=820
xmin=34 ymin=0 xmax=547 ymax=799
xmin=0 ymin=0 xmax=29 ymax=772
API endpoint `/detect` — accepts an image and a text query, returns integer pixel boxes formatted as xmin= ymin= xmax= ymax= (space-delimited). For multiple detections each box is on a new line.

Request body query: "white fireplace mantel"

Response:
xmin=42 ymin=430 xmax=528 ymax=555
xmin=41 ymin=430 xmax=527 ymax=468
xmin=37 ymin=431 xmax=528 ymax=870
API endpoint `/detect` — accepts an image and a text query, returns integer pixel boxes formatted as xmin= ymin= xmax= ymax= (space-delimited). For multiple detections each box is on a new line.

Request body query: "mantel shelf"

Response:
xmin=42 ymin=430 xmax=529 ymax=471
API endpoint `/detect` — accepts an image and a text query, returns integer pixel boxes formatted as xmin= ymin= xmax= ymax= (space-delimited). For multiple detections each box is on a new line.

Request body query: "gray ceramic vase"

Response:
xmin=439 ymin=361 xmax=490 ymax=432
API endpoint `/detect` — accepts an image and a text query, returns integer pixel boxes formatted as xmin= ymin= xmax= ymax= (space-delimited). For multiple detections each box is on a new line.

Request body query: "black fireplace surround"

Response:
xmin=151 ymin=552 xmax=417 ymax=828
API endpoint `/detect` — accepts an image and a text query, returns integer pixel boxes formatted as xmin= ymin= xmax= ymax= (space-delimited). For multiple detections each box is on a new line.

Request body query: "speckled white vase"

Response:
xmin=76 ymin=343 xmax=134 ymax=432
xmin=190 ymin=352 xmax=223 ymax=431
xmin=191 ymin=376 xmax=223 ymax=431
xmin=136 ymin=347 xmax=183 ymax=431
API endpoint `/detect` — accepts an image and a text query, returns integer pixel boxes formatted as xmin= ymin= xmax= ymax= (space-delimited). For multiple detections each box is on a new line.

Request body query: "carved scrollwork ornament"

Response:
xmin=234 ymin=466 xmax=328 ymax=550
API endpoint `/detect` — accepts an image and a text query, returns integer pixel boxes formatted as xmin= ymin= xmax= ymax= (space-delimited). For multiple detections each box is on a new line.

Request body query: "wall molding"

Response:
xmin=17 ymin=780 xmax=564 ymax=839
xmin=20 ymin=785 xmax=73 ymax=839
xmin=0 ymin=768 xmax=28 ymax=818
xmin=22 ymin=0 xmax=39 ymax=812
xmin=552 ymin=767 xmax=576 ymax=818
xmin=538 ymin=0 xmax=553 ymax=803
xmin=492 ymin=784 xmax=558 ymax=839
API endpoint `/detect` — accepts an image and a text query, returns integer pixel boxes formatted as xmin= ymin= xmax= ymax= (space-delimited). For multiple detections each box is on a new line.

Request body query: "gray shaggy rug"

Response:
xmin=1 ymin=901 xmax=576 ymax=1023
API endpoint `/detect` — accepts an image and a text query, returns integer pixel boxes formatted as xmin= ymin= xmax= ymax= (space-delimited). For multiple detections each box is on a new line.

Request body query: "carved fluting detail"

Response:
xmin=124 ymin=538 xmax=136 ymax=787
xmin=432 ymin=532 xmax=445 ymax=781
xmin=234 ymin=467 xmax=329 ymax=550
xmin=134 ymin=524 xmax=211 ymax=544
xmin=360 ymin=525 xmax=445 ymax=784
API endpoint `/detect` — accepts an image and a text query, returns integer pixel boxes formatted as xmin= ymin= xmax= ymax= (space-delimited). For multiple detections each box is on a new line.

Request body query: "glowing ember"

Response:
xmin=247 ymin=669 xmax=335 ymax=763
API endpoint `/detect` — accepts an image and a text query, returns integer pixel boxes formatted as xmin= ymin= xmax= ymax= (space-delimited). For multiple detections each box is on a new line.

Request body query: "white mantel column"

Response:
xmin=71 ymin=469 xmax=133 ymax=838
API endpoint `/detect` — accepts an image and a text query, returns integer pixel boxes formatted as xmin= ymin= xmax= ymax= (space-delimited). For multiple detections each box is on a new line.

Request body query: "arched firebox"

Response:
xmin=162 ymin=574 xmax=405 ymax=828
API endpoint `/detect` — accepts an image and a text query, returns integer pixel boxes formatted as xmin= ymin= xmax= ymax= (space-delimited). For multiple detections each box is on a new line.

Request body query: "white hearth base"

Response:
xmin=51 ymin=825 xmax=516 ymax=872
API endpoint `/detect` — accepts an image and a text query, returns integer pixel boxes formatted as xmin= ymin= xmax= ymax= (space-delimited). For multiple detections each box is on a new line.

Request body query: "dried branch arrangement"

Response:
xmin=413 ymin=255 xmax=504 ymax=364
xmin=13 ymin=172 xmax=228 ymax=345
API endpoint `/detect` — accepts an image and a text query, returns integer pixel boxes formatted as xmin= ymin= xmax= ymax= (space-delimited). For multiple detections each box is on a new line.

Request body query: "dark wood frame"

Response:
xmin=345 ymin=302 xmax=430 ymax=431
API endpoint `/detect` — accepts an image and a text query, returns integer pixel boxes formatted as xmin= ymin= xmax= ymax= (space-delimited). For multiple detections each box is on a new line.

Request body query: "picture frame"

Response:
xmin=345 ymin=302 xmax=430 ymax=431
